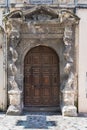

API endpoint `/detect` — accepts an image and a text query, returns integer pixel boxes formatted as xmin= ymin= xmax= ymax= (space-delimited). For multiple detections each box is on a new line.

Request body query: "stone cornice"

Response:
xmin=4 ymin=5 xmax=80 ymax=26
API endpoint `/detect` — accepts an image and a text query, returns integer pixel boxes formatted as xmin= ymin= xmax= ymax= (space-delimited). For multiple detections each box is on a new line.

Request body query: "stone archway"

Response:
xmin=4 ymin=5 xmax=79 ymax=116
xmin=24 ymin=46 xmax=60 ymax=110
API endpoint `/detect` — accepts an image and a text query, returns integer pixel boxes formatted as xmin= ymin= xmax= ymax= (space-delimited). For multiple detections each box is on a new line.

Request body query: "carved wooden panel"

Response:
xmin=24 ymin=46 xmax=60 ymax=107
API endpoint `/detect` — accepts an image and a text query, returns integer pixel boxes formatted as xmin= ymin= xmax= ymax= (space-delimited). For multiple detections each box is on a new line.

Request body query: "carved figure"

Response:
xmin=9 ymin=63 xmax=17 ymax=76
xmin=9 ymin=79 xmax=18 ymax=90
xmin=65 ymin=72 xmax=74 ymax=89
xmin=10 ymin=47 xmax=18 ymax=62
xmin=64 ymin=63 xmax=71 ymax=74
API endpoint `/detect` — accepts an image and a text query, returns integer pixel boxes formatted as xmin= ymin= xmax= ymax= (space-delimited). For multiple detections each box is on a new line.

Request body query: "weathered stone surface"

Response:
xmin=6 ymin=105 xmax=22 ymax=115
xmin=64 ymin=63 xmax=71 ymax=74
xmin=4 ymin=6 xmax=79 ymax=116
xmin=61 ymin=25 xmax=77 ymax=116
xmin=0 ymin=34 xmax=3 ymax=48
xmin=62 ymin=105 xmax=77 ymax=116
xmin=62 ymin=90 xmax=74 ymax=105
xmin=6 ymin=18 xmax=21 ymax=115
xmin=10 ymin=47 xmax=18 ymax=62
xmin=9 ymin=64 xmax=17 ymax=76
xmin=7 ymin=90 xmax=22 ymax=115
xmin=21 ymin=33 xmax=64 ymax=39
xmin=8 ymin=90 xmax=22 ymax=106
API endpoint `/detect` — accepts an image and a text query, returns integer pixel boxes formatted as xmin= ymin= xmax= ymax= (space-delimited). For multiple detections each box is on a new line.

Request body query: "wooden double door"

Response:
xmin=24 ymin=46 xmax=60 ymax=107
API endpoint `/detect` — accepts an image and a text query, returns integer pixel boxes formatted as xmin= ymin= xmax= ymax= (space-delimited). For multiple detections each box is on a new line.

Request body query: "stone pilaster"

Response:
xmin=6 ymin=20 xmax=22 ymax=115
xmin=61 ymin=26 xmax=77 ymax=116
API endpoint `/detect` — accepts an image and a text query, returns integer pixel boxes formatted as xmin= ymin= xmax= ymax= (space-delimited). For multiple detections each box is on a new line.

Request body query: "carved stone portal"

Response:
xmin=4 ymin=5 xmax=79 ymax=116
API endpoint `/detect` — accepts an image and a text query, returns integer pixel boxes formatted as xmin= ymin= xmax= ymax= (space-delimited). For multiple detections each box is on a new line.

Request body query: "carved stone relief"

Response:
xmin=62 ymin=26 xmax=77 ymax=116
xmin=4 ymin=5 xmax=79 ymax=116
xmin=6 ymin=20 xmax=22 ymax=115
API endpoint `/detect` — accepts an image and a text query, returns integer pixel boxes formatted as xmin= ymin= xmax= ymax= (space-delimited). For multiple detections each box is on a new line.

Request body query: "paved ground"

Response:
xmin=0 ymin=112 xmax=87 ymax=130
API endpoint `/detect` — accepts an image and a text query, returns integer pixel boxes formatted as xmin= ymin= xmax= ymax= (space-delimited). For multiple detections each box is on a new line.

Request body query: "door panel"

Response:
xmin=24 ymin=46 xmax=60 ymax=107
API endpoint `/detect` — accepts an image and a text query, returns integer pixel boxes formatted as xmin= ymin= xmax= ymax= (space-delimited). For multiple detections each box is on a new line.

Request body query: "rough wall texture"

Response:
xmin=5 ymin=6 xmax=79 ymax=116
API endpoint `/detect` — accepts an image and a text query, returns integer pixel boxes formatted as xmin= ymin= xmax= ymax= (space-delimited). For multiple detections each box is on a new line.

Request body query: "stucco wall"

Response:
xmin=76 ymin=9 xmax=87 ymax=113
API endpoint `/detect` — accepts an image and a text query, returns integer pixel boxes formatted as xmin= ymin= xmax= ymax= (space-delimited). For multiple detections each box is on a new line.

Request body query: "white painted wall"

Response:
xmin=0 ymin=9 xmax=7 ymax=111
xmin=0 ymin=49 xmax=6 ymax=110
xmin=77 ymin=9 xmax=87 ymax=113
xmin=0 ymin=49 xmax=3 ymax=110
xmin=0 ymin=9 xmax=3 ymax=26
xmin=0 ymin=34 xmax=7 ymax=110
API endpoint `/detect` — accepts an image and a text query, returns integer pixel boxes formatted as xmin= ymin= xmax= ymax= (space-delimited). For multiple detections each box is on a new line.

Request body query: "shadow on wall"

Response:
xmin=16 ymin=112 xmax=57 ymax=129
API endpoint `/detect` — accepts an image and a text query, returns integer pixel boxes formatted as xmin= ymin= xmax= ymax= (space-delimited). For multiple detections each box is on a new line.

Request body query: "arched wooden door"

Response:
xmin=24 ymin=46 xmax=60 ymax=107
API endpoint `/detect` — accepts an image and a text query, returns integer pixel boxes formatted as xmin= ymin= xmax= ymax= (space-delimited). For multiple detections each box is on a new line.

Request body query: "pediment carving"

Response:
xmin=23 ymin=6 xmax=58 ymax=21
xmin=59 ymin=9 xmax=80 ymax=23
xmin=5 ymin=5 xmax=79 ymax=24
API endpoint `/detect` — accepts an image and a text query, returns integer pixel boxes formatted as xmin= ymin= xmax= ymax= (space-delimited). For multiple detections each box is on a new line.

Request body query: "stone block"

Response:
xmin=6 ymin=105 xmax=22 ymax=115
xmin=8 ymin=90 xmax=22 ymax=105
xmin=62 ymin=105 xmax=77 ymax=116
xmin=7 ymin=90 xmax=22 ymax=115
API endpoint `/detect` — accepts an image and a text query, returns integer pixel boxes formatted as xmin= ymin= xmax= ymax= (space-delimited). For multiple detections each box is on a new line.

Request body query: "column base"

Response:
xmin=7 ymin=90 xmax=22 ymax=115
xmin=62 ymin=105 xmax=77 ymax=116
xmin=6 ymin=105 xmax=22 ymax=115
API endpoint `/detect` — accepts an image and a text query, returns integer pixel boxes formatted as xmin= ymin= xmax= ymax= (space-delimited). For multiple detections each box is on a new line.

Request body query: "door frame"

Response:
xmin=23 ymin=45 xmax=61 ymax=111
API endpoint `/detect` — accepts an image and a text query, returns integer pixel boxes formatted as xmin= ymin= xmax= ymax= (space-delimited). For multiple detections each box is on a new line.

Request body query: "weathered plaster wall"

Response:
xmin=77 ymin=9 xmax=87 ymax=113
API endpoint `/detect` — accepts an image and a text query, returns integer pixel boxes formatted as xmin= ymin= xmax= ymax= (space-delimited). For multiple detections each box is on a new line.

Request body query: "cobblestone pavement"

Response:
xmin=0 ymin=112 xmax=87 ymax=130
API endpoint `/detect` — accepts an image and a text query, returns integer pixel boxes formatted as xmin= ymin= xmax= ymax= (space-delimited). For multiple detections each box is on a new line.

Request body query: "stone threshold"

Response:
xmin=23 ymin=106 xmax=61 ymax=112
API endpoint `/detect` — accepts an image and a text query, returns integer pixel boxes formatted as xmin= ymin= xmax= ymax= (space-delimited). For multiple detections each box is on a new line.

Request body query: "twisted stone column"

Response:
xmin=7 ymin=28 xmax=22 ymax=115
xmin=62 ymin=26 xmax=77 ymax=116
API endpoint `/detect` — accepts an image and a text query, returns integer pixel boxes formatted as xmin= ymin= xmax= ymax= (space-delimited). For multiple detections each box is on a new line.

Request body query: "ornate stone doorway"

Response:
xmin=24 ymin=46 xmax=60 ymax=108
xmin=3 ymin=5 xmax=79 ymax=116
